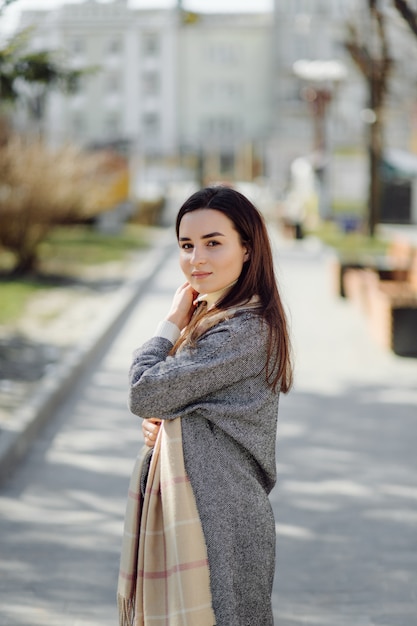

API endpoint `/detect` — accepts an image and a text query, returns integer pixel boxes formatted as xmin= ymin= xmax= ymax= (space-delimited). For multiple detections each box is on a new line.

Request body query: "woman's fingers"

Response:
xmin=166 ymin=283 xmax=198 ymax=330
xmin=142 ymin=418 xmax=162 ymax=447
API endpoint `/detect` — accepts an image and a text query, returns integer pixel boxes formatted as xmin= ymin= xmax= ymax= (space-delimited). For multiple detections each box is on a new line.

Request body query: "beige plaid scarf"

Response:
xmin=117 ymin=417 xmax=215 ymax=626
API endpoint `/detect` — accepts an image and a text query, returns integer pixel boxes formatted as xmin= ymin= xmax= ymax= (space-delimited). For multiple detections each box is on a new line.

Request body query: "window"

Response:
xmin=201 ymin=117 xmax=241 ymax=138
xmin=143 ymin=112 xmax=160 ymax=136
xmin=108 ymin=38 xmax=122 ymax=55
xmin=142 ymin=71 xmax=160 ymax=96
xmin=106 ymin=113 xmax=120 ymax=137
xmin=142 ymin=33 xmax=160 ymax=57
xmin=72 ymin=113 xmax=84 ymax=135
xmin=202 ymin=81 xmax=243 ymax=99
xmin=206 ymin=43 xmax=241 ymax=65
xmin=107 ymin=74 xmax=120 ymax=94
xmin=70 ymin=37 xmax=84 ymax=55
xmin=69 ymin=74 xmax=83 ymax=95
xmin=220 ymin=153 xmax=235 ymax=173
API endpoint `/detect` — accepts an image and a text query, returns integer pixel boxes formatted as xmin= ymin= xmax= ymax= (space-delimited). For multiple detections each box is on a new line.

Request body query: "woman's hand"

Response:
xmin=142 ymin=418 xmax=162 ymax=448
xmin=166 ymin=282 xmax=198 ymax=331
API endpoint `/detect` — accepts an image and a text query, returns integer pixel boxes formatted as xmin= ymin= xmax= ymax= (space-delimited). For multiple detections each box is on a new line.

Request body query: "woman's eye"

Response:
xmin=181 ymin=243 xmax=193 ymax=250
xmin=207 ymin=240 xmax=220 ymax=247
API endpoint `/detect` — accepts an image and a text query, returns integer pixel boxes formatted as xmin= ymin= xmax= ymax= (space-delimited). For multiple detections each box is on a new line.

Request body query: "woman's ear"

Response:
xmin=243 ymin=243 xmax=250 ymax=262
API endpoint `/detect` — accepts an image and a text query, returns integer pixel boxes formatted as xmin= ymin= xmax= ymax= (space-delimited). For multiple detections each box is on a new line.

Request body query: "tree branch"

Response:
xmin=392 ymin=0 xmax=417 ymax=38
xmin=344 ymin=22 xmax=374 ymax=78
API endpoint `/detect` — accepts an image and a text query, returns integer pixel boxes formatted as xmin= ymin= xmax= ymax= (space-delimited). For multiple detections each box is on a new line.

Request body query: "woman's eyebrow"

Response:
xmin=178 ymin=232 xmax=225 ymax=242
xmin=201 ymin=232 xmax=225 ymax=239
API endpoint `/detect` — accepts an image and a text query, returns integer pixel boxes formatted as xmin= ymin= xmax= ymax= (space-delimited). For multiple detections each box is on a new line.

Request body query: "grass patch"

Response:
xmin=333 ymin=145 xmax=365 ymax=157
xmin=308 ymin=220 xmax=389 ymax=260
xmin=0 ymin=223 xmax=155 ymax=325
xmin=39 ymin=223 xmax=150 ymax=268
xmin=331 ymin=200 xmax=364 ymax=216
xmin=0 ymin=281 xmax=53 ymax=325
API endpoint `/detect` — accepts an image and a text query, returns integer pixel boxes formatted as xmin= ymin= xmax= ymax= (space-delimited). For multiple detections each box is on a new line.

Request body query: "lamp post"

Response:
xmin=293 ymin=59 xmax=347 ymax=220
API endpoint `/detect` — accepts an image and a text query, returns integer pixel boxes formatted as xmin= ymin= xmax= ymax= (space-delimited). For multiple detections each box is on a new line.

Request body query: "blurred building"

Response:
xmin=15 ymin=0 xmax=417 ymax=206
xmin=16 ymin=0 xmax=273 ymax=187
xmin=18 ymin=1 xmax=178 ymax=158
xmin=177 ymin=11 xmax=273 ymax=183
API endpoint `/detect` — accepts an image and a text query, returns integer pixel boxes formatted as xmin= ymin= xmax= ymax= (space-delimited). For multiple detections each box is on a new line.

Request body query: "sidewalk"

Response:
xmin=0 ymin=228 xmax=176 ymax=485
xmin=0 ymin=227 xmax=416 ymax=625
xmin=270 ymin=233 xmax=417 ymax=625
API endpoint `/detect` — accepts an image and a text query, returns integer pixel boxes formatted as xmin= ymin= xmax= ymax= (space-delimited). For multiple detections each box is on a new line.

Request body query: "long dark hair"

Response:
xmin=175 ymin=185 xmax=293 ymax=393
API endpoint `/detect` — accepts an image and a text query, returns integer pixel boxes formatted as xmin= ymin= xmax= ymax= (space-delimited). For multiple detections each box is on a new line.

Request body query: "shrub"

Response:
xmin=0 ymin=136 xmax=121 ymax=274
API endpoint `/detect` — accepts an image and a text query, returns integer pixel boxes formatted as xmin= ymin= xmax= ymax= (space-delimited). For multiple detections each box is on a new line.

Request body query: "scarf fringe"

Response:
xmin=117 ymin=593 xmax=135 ymax=626
xmin=117 ymin=420 xmax=215 ymax=625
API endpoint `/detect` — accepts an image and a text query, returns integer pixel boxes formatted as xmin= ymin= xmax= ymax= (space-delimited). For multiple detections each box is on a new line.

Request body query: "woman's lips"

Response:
xmin=192 ymin=272 xmax=212 ymax=279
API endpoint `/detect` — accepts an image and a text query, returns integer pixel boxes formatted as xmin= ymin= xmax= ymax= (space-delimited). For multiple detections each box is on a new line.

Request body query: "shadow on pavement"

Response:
xmin=273 ymin=384 xmax=417 ymax=626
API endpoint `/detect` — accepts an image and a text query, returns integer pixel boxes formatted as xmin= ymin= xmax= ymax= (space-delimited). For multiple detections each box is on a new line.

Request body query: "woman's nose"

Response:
xmin=191 ymin=245 xmax=206 ymax=265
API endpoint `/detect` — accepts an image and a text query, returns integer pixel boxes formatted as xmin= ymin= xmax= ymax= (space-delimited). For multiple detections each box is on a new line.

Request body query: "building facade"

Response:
xmin=15 ymin=0 xmax=417 ymax=200
xmin=18 ymin=0 xmax=179 ymax=159
xmin=17 ymin=1 xmax=273 ymax=186
xmin=177 ymin=12 xmax=273 ymax=181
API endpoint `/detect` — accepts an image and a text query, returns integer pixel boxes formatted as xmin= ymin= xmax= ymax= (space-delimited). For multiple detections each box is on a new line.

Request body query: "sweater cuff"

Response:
xmin=154 ymin=320 xmax=181 ymax=344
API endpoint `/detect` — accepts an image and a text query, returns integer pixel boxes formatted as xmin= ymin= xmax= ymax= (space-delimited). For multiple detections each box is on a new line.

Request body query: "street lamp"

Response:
xmin=293 ymin=59 xmax=347 ymax=220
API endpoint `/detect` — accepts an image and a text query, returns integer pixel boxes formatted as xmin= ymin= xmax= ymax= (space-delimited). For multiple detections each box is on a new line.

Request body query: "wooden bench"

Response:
xmin=343 ymin=247 xmax=417 ymax=356
xmin=333 ymin=237 xmax=412 ymax=299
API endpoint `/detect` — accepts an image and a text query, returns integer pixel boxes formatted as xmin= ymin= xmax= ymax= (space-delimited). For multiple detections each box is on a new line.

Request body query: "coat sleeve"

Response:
xmin=128 ymin=317 xmax=266 ymax=420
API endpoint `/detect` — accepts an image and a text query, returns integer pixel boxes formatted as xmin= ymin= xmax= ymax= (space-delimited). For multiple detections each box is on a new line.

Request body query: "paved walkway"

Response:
xmin=0 ymin=229 xmax=416 ymax=625
xmin=269 ymin=234 xmax=417 ymax=625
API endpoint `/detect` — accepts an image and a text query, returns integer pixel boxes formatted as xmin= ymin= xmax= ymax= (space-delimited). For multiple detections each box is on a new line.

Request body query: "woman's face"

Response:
xmin=178 ymin=208 xmax=249 ymax=295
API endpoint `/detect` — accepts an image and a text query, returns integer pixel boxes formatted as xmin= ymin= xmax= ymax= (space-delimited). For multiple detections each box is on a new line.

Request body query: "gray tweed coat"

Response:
xmin=129 ymin=309 xmax=280 ymax=626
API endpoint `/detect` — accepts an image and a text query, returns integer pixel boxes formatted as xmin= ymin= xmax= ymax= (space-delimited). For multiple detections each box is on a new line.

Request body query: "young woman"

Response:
xmin=118 ymin=186 xmax=293 ymax=626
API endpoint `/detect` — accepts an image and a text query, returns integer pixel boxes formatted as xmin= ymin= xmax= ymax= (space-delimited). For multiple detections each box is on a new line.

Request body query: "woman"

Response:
xmin=118 ymin=186 xmax=293 ymax=626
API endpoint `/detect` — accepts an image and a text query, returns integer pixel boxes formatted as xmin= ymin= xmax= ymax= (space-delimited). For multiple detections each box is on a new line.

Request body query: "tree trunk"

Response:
xmin=367 ymin=50 xmax=385 ymax=237
xmin=368 ymin=115 xmax=383 ymax=237
xmin=11 ymin=249 xmax=39 ymax=276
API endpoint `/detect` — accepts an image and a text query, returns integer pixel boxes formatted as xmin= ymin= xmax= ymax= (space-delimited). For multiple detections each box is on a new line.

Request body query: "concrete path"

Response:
xmin=0 ymin=230 xmax=416 ymax=625
xmin=270 ymin=235 xmax=417 ymax=626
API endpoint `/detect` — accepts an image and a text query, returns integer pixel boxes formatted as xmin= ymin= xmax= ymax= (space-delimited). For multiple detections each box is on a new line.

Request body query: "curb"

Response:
xmin=0 ymin=230 xmax=176 ymax=485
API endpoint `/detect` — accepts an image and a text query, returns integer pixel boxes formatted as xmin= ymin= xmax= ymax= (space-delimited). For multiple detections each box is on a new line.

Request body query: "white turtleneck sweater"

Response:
xmin=154 ymin=282 xmax=237 ymax=344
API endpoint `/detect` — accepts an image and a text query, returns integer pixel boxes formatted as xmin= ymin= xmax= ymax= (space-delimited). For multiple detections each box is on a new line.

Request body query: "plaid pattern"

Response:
xmin=118 ymin=418 xmax=215 ymax=626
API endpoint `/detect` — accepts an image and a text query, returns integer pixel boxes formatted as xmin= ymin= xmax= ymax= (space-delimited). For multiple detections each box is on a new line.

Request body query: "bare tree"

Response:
xmin=345 ymin=0 xmax=393 ymax=236
xmin=392 ymin=0 xmax=417 ymax=37
xmin=0 ymin=138 xmax=122 ymax=274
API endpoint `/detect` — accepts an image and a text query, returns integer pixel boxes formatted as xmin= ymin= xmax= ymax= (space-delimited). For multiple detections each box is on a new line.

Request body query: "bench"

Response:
xmin=333 ymin=237 xmax=413 ymax=298
xmin=343 ymin=246 xmax=417 ymax=356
